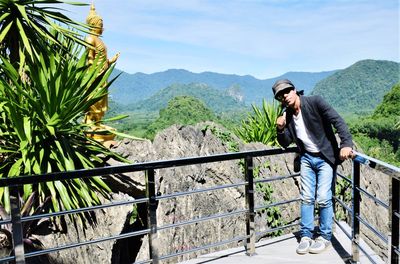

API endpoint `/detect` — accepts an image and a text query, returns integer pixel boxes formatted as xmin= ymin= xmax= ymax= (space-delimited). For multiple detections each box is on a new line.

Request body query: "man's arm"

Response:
xmin=316 ymin=96 xmax=353 ymax=160
xmin=276 ymin=112 xmax=293 ymax=148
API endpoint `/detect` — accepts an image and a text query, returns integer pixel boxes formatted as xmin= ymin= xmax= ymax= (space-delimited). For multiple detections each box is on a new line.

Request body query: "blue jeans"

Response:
xmin=300 ymin=153 xmax=335 ymax=241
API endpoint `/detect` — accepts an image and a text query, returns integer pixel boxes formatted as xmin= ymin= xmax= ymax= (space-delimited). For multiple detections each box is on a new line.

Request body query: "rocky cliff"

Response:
xmin=35 ymin=123 xmax=390 ymax=263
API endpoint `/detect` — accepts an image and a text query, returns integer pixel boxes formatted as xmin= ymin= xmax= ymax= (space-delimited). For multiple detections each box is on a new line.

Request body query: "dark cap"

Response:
xmin=272 ymin=79 xmax=295 ymax=99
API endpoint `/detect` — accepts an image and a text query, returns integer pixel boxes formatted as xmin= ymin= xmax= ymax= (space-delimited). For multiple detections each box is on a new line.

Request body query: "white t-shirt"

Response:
xmin=293 ymin=110 xmax=320 ymax=153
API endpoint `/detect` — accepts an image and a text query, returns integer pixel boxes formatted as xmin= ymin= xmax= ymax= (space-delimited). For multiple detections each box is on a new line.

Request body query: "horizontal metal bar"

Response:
xmin=336 ymin=172 xmax=352 ymax=184
xmin=334 ymin=219 xmax=380 ymax=264
xmin=158 ymin=209 xmax=248 ymax=231
xmin=22 ymin=197 xmax=149 ymax=222
xmin=0 ymin=147 xmax=297 ymax=187
xmin=255 ymin=198 xmax=300 ymax=211
xmin=0 ymin=255 xmax=15 ymax=263
xmin=158 ymin=235 xmax=248 ymax=261
xmin=395 ymin=211 xmax=400 ymax=219
xmin=395 ymin=246 xmax=400 ymax=257
xmin=254 ymin=173 xmax=299 ymax=184
xmin=157 ymin=182 xmax=248 ymax=200
xmin=355 ymin=186 xmax=389 ymax=209
xmin=25 ymin=228 xmax=150 ymax=259
xmin=256 ymin=221 xmax=300 ymax=238
xmin=0 ymin=219 xmax=12 ymax=225
xmin=333 ymin=197 xmax=353 ymax=214
xmin=334 ymin=220 xmax=352 ymax=239
xmin=352 ymin=151 xmax=400 ymax=181
xmin=357 ymin=215 xmax=388 ymax=244
xmin=352 ymin=238 xmax=379 ymax=264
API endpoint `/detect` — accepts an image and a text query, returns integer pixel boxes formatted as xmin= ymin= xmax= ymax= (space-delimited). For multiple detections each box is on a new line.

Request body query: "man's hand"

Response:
xmin=276 ymin=112 xmax=286 ymax=131
xmin=340 ymin=147 xmax=353 ymax=160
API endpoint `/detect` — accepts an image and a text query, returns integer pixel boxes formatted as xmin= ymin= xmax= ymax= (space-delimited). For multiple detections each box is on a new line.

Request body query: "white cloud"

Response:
xmin=64 ymin=0 xmax=399 ymax=78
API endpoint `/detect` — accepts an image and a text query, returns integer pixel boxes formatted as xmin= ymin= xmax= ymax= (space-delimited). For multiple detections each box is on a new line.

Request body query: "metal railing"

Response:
xmin=0 ymin=148 xmax=398 ymax=263
xmin=334 ymin=151 xmax=400 ymax=264
xmin=0 ymin=147 xmax=300 ymax=264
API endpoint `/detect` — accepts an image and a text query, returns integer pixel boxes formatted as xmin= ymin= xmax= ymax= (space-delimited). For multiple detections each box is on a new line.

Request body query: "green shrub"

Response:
xmin=236 ymin=99 xmax=283 ymax=146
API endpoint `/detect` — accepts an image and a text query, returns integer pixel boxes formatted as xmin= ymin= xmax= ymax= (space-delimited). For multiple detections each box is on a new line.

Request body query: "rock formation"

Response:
xmin=33 ymin=122 xmax=391 ymax=263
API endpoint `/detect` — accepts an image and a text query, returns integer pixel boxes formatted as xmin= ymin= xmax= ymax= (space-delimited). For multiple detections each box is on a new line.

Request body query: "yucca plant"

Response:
xmin=0 ymin=44 xmax=128 ymax=229
xmin=0 ymin=0 xmax=133 ymax=231
xmin=0 ymin=0 xmax=88 ymax=63
xmin=236 ymin=99 xmax=283 ymax=146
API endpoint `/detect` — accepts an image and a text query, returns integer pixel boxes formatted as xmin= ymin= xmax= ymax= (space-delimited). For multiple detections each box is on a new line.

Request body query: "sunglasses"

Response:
xmin=275 ymin=89 xmax=293 ymax=102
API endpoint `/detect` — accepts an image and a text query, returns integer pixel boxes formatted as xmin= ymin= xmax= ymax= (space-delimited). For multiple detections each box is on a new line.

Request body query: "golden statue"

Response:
xmin=84 ymin=4 xmax=120 ymax=143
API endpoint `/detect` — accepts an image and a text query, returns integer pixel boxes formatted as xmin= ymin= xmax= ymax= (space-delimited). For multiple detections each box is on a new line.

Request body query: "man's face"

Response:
xmin=276 ymin=88 xmax=296 ymax=107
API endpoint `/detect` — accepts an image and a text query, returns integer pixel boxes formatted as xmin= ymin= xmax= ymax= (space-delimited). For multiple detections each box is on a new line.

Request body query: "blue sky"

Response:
xmin=63 ymin=0 xmax=399 ymax=79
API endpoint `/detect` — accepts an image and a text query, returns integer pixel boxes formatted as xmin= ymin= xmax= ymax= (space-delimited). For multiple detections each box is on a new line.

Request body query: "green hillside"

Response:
xmin=146 ymin=96 xmax=216 ymax=139
xmin=373 ymin=82 xmax=400 ymax=118
xmin=350 ymin=82 xmax=400 ymax=165
xmin=311 ymin=60 xmax=399 ymax=115
xmin=127 ymin=83 xmax=248 ymax=114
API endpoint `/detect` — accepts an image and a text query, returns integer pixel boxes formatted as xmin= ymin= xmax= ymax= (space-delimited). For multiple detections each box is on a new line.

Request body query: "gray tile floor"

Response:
xmin=179 ymin=222 xmax=384 ymax=264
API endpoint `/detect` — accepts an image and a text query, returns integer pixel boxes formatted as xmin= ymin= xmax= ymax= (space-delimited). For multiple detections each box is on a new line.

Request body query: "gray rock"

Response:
xmin=31 ymin=123 xmax=392 ymax=263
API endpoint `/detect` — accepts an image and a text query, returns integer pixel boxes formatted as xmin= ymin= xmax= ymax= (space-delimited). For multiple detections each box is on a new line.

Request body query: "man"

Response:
xmin=273 ymin=79 xmax=353 ymax=254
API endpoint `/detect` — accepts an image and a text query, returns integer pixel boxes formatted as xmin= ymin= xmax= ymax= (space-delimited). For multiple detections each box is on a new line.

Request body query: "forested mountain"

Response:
xmin=350 ymin=82 xmax=400 ymax=165
xmin=373 ymin=82 xmax=400 ymax=118
xmin=146 ymin=96 xmax=217 ymax=139
xmin=126 ymin=83 xmax=248 ymax=114
xmin=311 ymin=60 xmax=399 ymax=115
xmin=109 ymin=69 xmax=336 ymax=105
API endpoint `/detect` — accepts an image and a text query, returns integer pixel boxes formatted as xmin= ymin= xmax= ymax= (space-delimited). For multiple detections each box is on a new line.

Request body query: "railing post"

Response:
xmin=351 ymin=161 xmax=360 ymax=263
xmin=146 ymin=169 xmax=159 ymax=264
xmin=388 ymin=177 xmax=399 ymax=263
xmin=244 ymin=156 xmax=256 ymax=256
xmin=9 ymin=185 xmax=25 ymax=264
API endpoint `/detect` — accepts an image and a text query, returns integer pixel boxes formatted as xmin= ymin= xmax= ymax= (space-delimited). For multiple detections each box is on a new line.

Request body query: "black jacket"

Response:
xmin=277 ymin=95 xmax=353 ymax=166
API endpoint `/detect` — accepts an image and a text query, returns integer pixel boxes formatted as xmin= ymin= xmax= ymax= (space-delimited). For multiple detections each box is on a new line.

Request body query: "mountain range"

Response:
xmin=109 ymin=59 xmax=399 ymax=115
xmin=109 ymin=68 xmax=336 ymax=105
xmin=126 ymin=83 xmax=247 ymax=114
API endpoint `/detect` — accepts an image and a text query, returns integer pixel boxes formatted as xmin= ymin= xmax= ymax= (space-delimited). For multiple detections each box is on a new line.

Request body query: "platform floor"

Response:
xmin=179 ymin=222 xmax=384 ymax=264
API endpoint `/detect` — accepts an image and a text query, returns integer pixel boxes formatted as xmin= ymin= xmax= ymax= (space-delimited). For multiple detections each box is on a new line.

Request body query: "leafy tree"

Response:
xmin=353 ymin=135 xmax=399 ymax=166
xmin=350 ymin=83 xmax=400 ymax=165
xmin=373 ymin=82 xmax=400 ymax=118
xmin=146 ymin=96 xmax=216 ymax=139
xmin=235 ymin=99 xmax=283 ymax=146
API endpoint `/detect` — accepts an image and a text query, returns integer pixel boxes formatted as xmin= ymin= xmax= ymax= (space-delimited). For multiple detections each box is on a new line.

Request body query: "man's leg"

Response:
xmin=316 ymin=160 xmax=334 ymax=240
xmin=297 ymin=154 xmax=317 ymax=254
xmin=300 ymin=154 xmax=317 ymax=239
xmin=309 ymin=159 xmax=334 ymax=253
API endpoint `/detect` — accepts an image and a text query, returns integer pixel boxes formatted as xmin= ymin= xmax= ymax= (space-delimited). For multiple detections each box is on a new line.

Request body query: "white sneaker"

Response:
xmin=296 ymin=236 xmax=313 ymax=254
xmin=309 ymin=236 xmax=331 ymax=254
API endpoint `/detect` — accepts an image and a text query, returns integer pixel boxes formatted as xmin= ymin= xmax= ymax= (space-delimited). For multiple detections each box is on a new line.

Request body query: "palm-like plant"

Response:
xmin=0 ymin=45 xmax=127 ymax=226
xmin=0 ymin=0 xmax=87 ymax=63
xmin=235 ymin=99 xmax=283 ymax=146
xmin=0 ymin=0 xmax=128 ymax=229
